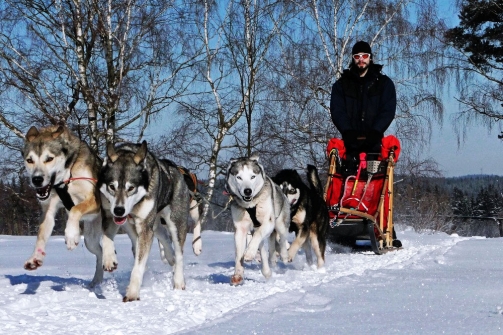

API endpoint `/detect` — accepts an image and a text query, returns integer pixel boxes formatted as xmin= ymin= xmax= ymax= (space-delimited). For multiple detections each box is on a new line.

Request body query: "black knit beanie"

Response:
xmin=352 ymin=41 xmax=372 ymax=55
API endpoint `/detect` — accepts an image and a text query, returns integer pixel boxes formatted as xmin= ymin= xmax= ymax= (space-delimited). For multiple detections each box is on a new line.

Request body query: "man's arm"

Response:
xmin=372 ymin=76 xmax=396 ymax=133
xmin=330 ymin=81 xmax=352 ymax=133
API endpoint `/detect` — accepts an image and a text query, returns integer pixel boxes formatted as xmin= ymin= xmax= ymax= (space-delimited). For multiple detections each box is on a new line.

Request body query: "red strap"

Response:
xmin=63 ymin=177 xmax=98 ymax=185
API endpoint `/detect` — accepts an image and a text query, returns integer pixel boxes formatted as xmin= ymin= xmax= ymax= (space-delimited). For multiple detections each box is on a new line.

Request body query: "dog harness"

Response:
xmin=54 ymin=184 xmax=75 ymax=211
xmin=53 ymin=177 xmax=98 ymax=211
xmin=245 ymin=207 xmax=262 ymax=228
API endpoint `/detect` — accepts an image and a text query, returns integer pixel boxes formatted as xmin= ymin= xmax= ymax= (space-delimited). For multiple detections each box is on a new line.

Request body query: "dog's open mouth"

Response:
xmin=113 ymin=216 xmax=127 ymax=225
xmin=242 ymin=195 xmax=252 ymax=202
xmin=290 ymin=198 xmax=298 ymax=205
xmin=35 ymin=183 xmax=52 ymax=201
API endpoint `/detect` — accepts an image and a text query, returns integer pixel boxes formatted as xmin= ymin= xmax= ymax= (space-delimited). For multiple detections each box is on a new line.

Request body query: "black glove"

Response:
xmin=364 ymin=129 xmax=383 ymax=153
xmin=342 ymin=130 xmax=358 ymax=149
xmin=342 ymin=130 xmax=358 ymax=154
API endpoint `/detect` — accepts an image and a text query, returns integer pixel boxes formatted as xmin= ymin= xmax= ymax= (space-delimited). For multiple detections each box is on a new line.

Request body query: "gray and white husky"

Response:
xmin=226 ymin=154 xmax=290 ymax=285
xmin=22 ymin=125 xmax=118 ymax=287
xmin=99 ymin=141 xmax=201 ymax=302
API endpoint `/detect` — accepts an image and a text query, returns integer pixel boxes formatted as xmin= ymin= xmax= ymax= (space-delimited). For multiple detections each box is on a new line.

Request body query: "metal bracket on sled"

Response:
xmin=327 ymin=205 xmax=341 ymax=228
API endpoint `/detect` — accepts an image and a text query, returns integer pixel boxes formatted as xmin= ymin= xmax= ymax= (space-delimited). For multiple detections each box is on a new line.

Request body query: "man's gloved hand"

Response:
xmin=342 ymin=130 xmax=358 ymax=154
xmin=342 ymin=130 xmax=358 ymax=147
xmin=364 ymin=129 xmax=383 ymax=152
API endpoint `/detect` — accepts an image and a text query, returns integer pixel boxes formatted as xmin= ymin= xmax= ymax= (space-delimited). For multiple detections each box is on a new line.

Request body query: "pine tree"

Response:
xmin=451 ymin=187 xmax=472 ymax=217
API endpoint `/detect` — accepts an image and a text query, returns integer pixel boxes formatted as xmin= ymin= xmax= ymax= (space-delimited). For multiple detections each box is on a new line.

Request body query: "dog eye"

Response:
xmin=26 ymin=158 xmax=33 ymax=164
xmin=289 ymin=189 xmax=296 ymax=194
xmin=45 ymin=157 xmax=54 ymax=163
xmin=237 ymin=176 xmax=242 ymax=180
xmin=109 ymin=184 xmax=116 ymax=191
xmin=251 ymin=175 xmax=255 ymax=179
xmin=127 ymin=186 xmax=135 ymax=192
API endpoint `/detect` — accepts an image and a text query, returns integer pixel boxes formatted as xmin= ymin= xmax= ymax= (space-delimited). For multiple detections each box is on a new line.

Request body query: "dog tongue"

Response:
xmin=114 ymin=216 xmax=127 ymax=225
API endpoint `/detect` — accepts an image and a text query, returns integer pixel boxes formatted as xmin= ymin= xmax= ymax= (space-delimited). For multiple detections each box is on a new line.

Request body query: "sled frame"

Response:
xmin=327 ymin=149 xmax=397 ymax=254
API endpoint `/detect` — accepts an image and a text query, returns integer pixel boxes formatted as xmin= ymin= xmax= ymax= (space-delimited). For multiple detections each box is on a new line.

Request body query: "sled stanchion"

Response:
xmin=387 ymin=151 xmax=395 ymax=248
xmin=324 ymin=149 xmax=338 ymax=201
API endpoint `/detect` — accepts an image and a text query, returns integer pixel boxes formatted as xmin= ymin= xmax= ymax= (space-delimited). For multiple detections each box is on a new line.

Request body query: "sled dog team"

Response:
xmin=22 ymin=125 xmax=328 ymax=301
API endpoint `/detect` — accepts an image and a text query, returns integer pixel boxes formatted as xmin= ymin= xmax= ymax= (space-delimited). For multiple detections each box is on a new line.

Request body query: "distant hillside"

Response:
xmin=439 ymin=175 xmax=503 ymax=196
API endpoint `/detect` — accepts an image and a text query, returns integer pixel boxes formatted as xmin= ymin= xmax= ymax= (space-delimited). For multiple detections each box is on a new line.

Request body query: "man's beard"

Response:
xmin=356 ymin=62 xmax=369 ymax=75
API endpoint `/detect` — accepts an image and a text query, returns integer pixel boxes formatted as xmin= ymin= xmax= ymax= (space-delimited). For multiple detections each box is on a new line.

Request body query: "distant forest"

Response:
xmin=393 ymin=174 xmax=503 ymax=238
xmin=2 ymin=174 xmax=503 ymax=238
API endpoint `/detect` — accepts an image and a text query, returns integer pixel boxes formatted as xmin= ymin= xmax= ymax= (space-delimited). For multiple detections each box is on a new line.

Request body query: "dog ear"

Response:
xmin=25 ymin=126 xmax=39 ymax=142
xmin=107 ymin=142 xmax=119 ymax=163
xmin=134 ymin=140 xmax=148 ymax=165
xmin=249 ymin=152 xmax=259 ymax=161
xmin=51 ymin=126 xmax=65 ymax=139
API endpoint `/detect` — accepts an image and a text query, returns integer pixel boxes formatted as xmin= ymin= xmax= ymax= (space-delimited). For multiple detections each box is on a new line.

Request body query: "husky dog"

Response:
xmin=226 ymin=154 xmax=290 ymax=285
xmin=273 ymin=165 xmax=329 ymax=268
xmin=99 ymin=141 xmax=201 ymax=301
xmin=22 ymin=125 xmax=118 ymax=287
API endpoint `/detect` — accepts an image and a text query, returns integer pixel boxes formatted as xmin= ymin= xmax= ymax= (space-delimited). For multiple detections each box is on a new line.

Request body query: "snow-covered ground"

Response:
xmin=1 ymin=227 xmax=502 ymax=334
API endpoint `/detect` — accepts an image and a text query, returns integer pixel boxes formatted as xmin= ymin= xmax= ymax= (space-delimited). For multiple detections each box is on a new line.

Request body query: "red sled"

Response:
xmin=324 ymin=135 xmax=400 ymax=254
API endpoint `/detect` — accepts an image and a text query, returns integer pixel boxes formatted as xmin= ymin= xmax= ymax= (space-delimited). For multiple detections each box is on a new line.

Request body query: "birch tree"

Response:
xmin=0 ymin=0 xmax=191 ymax=154
xmin=159 ymin=0 xmax=298 ymax=223
xmin=260 ymin=0 xmax=449 ymax=172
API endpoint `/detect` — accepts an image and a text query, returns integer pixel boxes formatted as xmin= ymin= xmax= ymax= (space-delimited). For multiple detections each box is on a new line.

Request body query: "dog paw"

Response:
xmin=24 ymin=258 xmax=43 ymax=270
xmin=261 ymin=268 xmax=272 ymax=279
xmin=287 ymin=251 xmax=296 ymax=263
xmin=280 ymin=252 xmax=289 ymax=263
xmin=122 ymin=295 xmax=140 ymax=303
xmin=102 ymin=254 xmax=118 ymax=272
xmin=243 ymin=250 xmax=257 ymax=263
xmin=174 ymin=283 xmax=186 ymax=290
xmin=192 ymin=239 xmax=202 ymax=256
xmin=64 ymin=229 xmax=80 ymax=250
xmin=230 ymin=275 xmax=244 ymax=286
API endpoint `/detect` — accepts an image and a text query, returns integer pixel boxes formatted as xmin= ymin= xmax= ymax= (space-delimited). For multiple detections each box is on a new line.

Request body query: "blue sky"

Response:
xmin=429 ymin=115 xmax=503 ymax=177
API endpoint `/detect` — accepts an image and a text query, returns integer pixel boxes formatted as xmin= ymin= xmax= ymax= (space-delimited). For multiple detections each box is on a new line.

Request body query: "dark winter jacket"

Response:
xmin=330 ymin=63 xmax=396 ymax=135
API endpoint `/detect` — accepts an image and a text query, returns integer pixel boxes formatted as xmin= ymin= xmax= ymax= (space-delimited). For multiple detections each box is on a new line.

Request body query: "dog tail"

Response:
xmin=307 ymin=164 xmax=324 ymax=197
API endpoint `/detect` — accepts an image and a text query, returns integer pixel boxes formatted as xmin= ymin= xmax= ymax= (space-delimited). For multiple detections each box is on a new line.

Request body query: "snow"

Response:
xmin=1 ymin=227 xmax=503 ymax=334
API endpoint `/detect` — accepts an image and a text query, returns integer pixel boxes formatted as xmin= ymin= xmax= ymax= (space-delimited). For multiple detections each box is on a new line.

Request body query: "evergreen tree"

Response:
xmin=445 ymin=0 xmax=503 ymax=70
xmin=451 ymin=187 xmax=472 ymax=217
xmin=444 ymin=0 xmax=503 ymax=124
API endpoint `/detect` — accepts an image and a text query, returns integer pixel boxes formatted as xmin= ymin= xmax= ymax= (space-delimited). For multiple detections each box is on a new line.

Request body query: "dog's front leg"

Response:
xmin=231 ymin=223 xmax=248 ymax=286
xmin=82 ymin=214 xmax=108 ymax=287
xmin=267 ymin=231 xmax=278 ymax=269
xmin=65 ymin=196 xmax=100 ymax=250
xmin=258 ymin=238 xmax=272 ymax=278
xmin=101 ymin=216 xmax=122 ymax=272
xmin=244 ymin=218 xmax=274 ymax=262
xmin=124 ymin=220 xmax=155 ymax=302
xmin=25 ymin=196 xmax=61 ymax=270
xmin=274 ymin=216 xmax=290 ymax=263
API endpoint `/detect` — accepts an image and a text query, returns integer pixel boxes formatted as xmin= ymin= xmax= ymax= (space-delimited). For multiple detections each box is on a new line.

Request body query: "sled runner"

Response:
xmin=324 ymin=136 xmax=400 ymax=254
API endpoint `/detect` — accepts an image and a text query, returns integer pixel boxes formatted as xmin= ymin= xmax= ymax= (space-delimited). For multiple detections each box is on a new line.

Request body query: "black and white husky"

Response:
xmin=226 ymin=154 xmax=290 ymax=285
xmin=99 ymin=141 xmax=201 ymax=301
xmin=273 ymin=165 xmax=329 ymax=268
